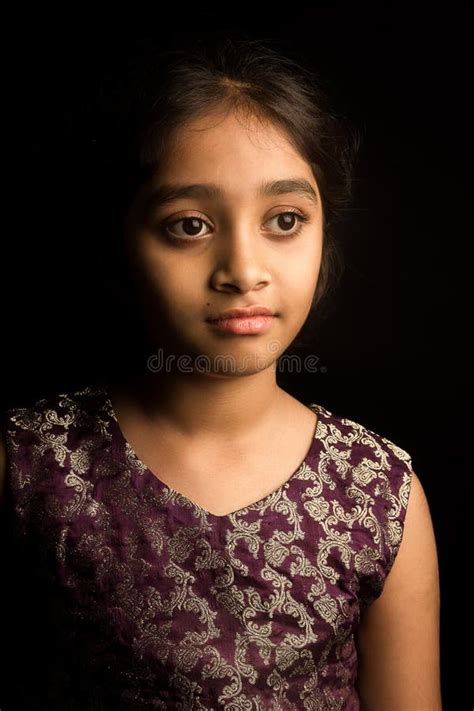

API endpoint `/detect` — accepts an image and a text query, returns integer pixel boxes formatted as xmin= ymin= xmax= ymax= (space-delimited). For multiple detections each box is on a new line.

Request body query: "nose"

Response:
xmin=209 ymin=224 xmax=272 ymax=294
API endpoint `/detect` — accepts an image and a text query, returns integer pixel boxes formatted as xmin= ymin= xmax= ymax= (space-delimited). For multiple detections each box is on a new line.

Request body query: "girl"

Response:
xmin=0 ymin=36 xmax=441 ymax=710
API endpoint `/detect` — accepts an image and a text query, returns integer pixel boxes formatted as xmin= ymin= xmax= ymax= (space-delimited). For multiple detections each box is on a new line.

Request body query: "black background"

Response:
xmin=2 ymin=7 xmax=471 ymax=709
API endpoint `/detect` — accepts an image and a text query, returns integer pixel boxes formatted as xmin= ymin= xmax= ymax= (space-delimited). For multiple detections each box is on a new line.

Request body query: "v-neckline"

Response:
xmin=99 ymin=383 xmax=326 ymax=521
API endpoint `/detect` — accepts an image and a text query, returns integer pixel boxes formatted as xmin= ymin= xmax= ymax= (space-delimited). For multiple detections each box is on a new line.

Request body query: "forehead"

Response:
xmin=156 ymin=110 xmax=316 ymax=186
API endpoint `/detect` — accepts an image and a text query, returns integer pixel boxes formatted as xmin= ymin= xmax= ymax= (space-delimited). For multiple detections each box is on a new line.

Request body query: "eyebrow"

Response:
xmin=144 ymin=178 xmax=319 ymax=212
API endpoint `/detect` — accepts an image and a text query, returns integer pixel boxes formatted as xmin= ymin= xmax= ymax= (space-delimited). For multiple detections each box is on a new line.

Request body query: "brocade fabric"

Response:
xmin=1 ymin=384 xmax=413 ymax=710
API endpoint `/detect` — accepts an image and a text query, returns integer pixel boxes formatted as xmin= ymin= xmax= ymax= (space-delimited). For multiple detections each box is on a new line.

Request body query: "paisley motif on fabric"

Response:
xmin=1 ymin=384 xmax=413 ymax=709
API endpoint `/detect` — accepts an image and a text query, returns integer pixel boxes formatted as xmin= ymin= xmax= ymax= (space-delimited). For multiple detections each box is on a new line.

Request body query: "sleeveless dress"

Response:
xmin=1 ymin=383 xmax=413 ymax=710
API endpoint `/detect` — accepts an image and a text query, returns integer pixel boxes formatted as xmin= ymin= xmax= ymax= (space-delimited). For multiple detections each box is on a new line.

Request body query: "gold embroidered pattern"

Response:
xmin=3 ymin=384 xmax=413 ymax=709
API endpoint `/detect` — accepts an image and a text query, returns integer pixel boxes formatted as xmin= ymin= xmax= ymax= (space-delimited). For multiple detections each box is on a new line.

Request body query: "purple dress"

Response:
xmin=1 ymin=383 xmax=413 ymax=710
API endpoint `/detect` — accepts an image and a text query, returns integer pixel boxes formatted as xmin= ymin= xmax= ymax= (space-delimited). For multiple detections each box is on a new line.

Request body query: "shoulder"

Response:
xmin=307 ymin=402 xmax=419 ymax=602
xmin=312 ymin=402 xmax=413 ymax=462
xmin=311 ymin=402 xmax=414 ymax=500
xmin=379 ymin=469 xmax=439 ymax=611
xmin=313 ymin=412 xmax=441 ymax=709
xmin=0 ymin=391 xmax=54 ymax=509
xmin=340 ymin=408 xmax=413 ymax=468
xmin=355 ymin=468 xmax=442 ymax=709
xmin=0 ymin=383 xmax=106 ymax=508
xmin=2 ymin=382 xmax=106 ymax=435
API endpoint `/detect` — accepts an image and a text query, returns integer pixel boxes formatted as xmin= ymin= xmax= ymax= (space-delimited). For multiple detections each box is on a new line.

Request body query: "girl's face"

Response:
xmin=123 ymin=109 xmax=324 ymax=377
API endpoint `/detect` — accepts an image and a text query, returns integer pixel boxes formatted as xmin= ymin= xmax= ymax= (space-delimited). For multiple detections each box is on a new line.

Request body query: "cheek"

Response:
xmin=128 ymin=237 xmax=174 ymax=291
xmin=305 ymin=236 xmax=323 ymax=286
xmin=287 ymin=239 xmax=322 ymax=287
xmin=132 ymin=251 xmax=201 ymax=317
xmin=283 ymin=248 xmax=322 ymax=314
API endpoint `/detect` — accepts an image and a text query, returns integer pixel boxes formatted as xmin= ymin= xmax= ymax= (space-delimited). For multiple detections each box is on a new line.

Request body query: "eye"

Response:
xmin=265 ymin=211 xmax=310 ymax=237
xmin=163 ymin=216 xmax=211 ymax=240
xmin=161 ymin=209 xmax=310 ymax=241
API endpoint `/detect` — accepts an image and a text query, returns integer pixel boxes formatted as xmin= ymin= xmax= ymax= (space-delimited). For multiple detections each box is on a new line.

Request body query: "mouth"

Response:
xmin=206 ymin=306 xmax=275 ymax=321
xmin=206 ymin=314 xmax=275 ymax=335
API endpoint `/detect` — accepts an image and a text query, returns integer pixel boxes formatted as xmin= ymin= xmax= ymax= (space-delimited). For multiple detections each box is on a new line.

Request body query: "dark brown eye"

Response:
xmin=276 ymin=213 xmax=298 ymax=230
xmin=164 ymin=217 xmax=210 ymax=239
xmin=266 ymin=211 xmax=310 ymax=237
xmin=180 ymin=217 xmax=205 ymax=236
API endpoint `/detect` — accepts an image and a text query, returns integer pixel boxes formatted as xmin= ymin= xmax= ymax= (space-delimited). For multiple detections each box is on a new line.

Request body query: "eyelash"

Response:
xmin=160 ymin=209 xmax=311 ymax=243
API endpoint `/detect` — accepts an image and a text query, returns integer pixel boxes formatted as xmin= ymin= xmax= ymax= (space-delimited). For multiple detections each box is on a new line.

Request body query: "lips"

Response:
xmin=207 ymin=306 xmax=274 ymax=321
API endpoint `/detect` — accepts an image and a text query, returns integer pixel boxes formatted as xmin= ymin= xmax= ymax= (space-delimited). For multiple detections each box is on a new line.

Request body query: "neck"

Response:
xmin=111 ymin=365 xmax=289 ymax=445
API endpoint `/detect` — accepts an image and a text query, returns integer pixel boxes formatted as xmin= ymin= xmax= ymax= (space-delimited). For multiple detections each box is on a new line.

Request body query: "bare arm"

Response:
xmin=355 ymin=471 xmax=442 ymax=710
